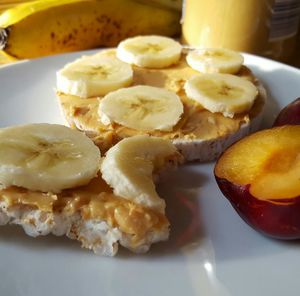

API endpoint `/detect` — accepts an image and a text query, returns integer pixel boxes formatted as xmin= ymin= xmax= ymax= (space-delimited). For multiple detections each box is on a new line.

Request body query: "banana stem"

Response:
xmin=0 ymin=28 xmax=9 ymax=50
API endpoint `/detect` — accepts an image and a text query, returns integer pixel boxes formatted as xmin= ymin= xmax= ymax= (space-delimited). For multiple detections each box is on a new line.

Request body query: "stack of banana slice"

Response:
xmin=0 ymin=123 xmax=181 ymax=256
xmin=56 ymin=35 xmax=266 ymax=162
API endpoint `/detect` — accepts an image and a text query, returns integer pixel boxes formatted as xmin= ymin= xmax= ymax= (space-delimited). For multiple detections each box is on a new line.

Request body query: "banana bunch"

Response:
xmin=136 ymin=0 xmax=182 ymax=11
xmin=0 ymin=0 xmax=181 ymax=59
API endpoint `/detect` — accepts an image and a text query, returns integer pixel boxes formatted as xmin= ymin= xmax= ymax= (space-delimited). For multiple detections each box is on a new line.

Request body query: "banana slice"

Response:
xmin=186 ymin=48 xmax=244 ymax=74
xmin=99 ymin=85 xmax=183 ymax=131
xmin=100 ymin=135 xmax=178 ymax=213
xmin=116 ymin=35 xmax=182 ymax=68
xmin=0 ymin=124 xmax=101 ymax=193
xmin=56 ymin=54 xmax=133 ymax=98
xmin=184 ymin=73 xmax=258 ymax=118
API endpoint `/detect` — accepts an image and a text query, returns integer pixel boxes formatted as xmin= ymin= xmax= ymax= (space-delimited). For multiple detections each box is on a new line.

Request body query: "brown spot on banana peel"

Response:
xmin=0 ymin=28 xmax=9 ymax=50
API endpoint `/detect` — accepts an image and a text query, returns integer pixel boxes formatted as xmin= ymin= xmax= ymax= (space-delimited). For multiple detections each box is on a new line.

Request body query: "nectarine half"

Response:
xmin=273 ymin=97 xmax=300 ymax=126
xmin=214 ymin=125 xmax=300 ymax=239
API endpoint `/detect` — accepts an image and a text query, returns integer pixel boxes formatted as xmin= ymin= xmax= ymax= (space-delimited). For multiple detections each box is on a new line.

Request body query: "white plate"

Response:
xmin=0 ymin=51 xmax=300 ymax=296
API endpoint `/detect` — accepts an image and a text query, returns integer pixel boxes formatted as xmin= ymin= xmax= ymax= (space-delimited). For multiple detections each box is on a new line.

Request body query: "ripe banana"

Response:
xmin=186 ymin=48 xmax=244 ymax=74
xmin=100 ymin=135 xmax=179 ymax=213
xmin=99 ymin=85 xmax=183 ymax=131
xmin=0 ymin=123 xmax=101 ymax=193
xmin=136 ymin=0 xmax=182 ymax=11
xmin=0 ymin=0 xmax=181 ymax=59
xmin=117 ymin=35 xmax=182 ymax=68
xmin=184 ymin=73 xmax=258 ymax=118
xmin=56 ymin=53 xmax=133 ymax=98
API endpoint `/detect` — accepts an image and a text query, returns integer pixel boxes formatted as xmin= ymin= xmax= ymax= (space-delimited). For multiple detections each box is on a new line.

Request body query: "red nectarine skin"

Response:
xmin=216 ymin=176 xmax=300 ymax=239
xmin=273 ymin=97 xmax=300 ymax=126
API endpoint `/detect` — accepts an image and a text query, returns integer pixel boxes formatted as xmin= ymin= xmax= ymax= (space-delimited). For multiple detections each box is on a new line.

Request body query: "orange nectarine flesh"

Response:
xmin=215 ymin=126 xmax=300 ymax=201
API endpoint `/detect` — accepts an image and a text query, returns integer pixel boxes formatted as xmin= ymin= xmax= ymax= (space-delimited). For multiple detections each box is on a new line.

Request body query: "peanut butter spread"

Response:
xmin=0 ymin=175 xmax=168 ymax=242
xmin=57 ymin=50 xmax=265 ymax=152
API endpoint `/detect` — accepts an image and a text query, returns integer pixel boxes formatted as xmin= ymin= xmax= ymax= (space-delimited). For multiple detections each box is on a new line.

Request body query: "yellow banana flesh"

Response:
xmin=0 ymin=0 xmax=181 ymax=59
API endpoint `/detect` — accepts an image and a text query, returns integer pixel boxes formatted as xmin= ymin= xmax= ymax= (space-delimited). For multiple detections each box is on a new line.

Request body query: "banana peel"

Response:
xmin=0 ymin=0 xmax=181 ymax=59
xmin=136 ymin=0 xmax=182 ymax=11
xmin=0 ymin=49 xmax=17 ymax=65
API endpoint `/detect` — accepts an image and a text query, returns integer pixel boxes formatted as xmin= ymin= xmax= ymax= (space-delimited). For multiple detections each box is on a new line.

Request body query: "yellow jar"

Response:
xmin=181 ymin=0 xmax=300 ymax=62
